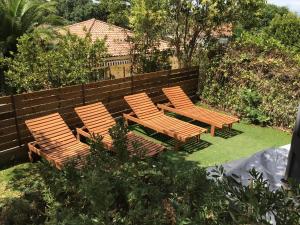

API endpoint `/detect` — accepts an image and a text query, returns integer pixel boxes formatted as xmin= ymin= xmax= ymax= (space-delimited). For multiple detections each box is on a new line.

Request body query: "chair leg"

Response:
xmin=124 ymin=118 xmax=129 ymax=126
xmin=28 ymin=150 xmax=33 ymax=162
xmin=175 ymin=141 xmax=182 ymax=150
xmin=228 ymin=124 xmax=232 ymax=129
xmin=210 ymin=126 xmax=215 ymax=136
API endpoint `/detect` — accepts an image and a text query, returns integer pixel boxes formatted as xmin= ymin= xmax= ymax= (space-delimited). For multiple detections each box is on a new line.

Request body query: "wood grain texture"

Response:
xmin=161 ymin=86 xmax=239 ymax=136
xmin=75 ymin=102 xmax=164 ymax=156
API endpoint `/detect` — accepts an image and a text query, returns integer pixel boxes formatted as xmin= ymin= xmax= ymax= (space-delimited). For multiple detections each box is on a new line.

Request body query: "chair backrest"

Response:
xmin=162 ymin=86 xmax=195 ymax=109
xmin=75 ymin=102 xmax=116 ymax=136
xmin=25 ymin=113 xmax=78 ymax=151
xmin=124 ymin=92 xmax=162 ymax=120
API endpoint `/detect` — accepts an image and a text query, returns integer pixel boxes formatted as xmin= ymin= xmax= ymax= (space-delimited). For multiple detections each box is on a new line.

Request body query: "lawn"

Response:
xmin=0 ymin=121 xmax=291 ymax=203
xmin=131 ymin=120 xmax=291 ymax=167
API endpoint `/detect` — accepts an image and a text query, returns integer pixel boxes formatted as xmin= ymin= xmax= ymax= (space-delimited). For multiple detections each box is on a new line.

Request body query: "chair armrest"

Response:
xmin=76 ymin=127 xmax=91 ymax=140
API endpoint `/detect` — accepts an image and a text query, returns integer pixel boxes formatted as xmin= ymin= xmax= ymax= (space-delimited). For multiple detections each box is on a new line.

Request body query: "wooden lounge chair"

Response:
xmin=74 ymin=102 xmax=164 ymax=157
xmin=123 ymin=93 xmax=207 ymax=149
xmin=157 ymin=86 xmax=239 ymax=136
xmin=25 ymin=113 xmax=90 ymax=169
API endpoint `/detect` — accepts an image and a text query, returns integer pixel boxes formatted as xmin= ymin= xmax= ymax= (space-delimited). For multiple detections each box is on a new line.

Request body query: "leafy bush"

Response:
xmin=2 ymin=29 xmax=107 ymax=94
xmin=267 ymin=13 xmax=300 ymax=49
xmin=201 ymin=33 xmax=300 ymax=129
xmin=214 ymin=167 xmax=300 ymax=224
xmin=240 ymin=89 xmax=270 ymax=125
xmin=0 ymin=192 xmax=46 ymax=225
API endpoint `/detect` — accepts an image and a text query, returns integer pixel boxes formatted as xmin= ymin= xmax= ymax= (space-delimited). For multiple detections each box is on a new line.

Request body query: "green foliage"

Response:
xmin=267 ymin=13 xmax=300 ymax=49
xmin=202 ymin=33 xmax=300 ymax=129
xmin=213 ymin=167 xmax=300 ymax=224
xmin=129 ymin=0 xmax=171 ymax=73
xmin=0 ymin=192 xmax=46 ymax=225
xmin=55 ymin=0 xmax=107 ymax=23
xmin=238 ymin=31 xmax=287 ymax=52
xmin=240 ymin=89 xmax=270 ymax=125
xmin=235 ymin=0 xmax=266 ymax=31
xmin=99 ymin=0 xmax=131 ymax=28
xmin=0 ymin=0 xmax=62 ymax=56
xmin=3 ymin=29 xmax=107 ymax=93
xmin=257 ymin=4 xmax=289 ymax=28
xmin=165 ymin=0 xmax=243 ymax=68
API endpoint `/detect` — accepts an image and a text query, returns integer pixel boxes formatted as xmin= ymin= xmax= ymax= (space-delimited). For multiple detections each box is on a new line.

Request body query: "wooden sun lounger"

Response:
xmin=25 ymin=113 xmax=90 ymax=169
xmin=157 ymin=86 xmax=239 ymax=136
xmin=74 ymin=102 xmax=164 ymax=157
xmin=123 ymin=93 xmax=207 ymax=149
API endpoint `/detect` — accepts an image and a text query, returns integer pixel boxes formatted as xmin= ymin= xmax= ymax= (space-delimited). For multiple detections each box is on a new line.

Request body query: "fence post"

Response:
xmin=130 ymin=74 xmax=134 ymax=94
xmin=167 ymin=69 xmax=171 ymax=87
xmin=11 ymin=95 xmax=22 ymax=147
xmin=81 ymin=84 xmax=86 ymax=105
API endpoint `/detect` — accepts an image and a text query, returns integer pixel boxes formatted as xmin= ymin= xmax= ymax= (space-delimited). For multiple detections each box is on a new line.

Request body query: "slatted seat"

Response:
xmin=75 ymin=102 xmax=164 ymax=156
xmin=25 ymin=113 xmax=90 ymax=169
xmin=157 ymin=86 xmax=239 ymax=136
xmin=123 ymin=93 xmax=207 ymax=149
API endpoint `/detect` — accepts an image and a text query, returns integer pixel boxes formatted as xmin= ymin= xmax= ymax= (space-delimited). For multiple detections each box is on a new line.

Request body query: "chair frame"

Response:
xmin=157 ymin=87 xmax=239 ymax=136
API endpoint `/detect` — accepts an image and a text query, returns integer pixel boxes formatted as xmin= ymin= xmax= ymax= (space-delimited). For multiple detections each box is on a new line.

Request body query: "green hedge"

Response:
xmin=201 ymin=33 xmax=300 ymax=129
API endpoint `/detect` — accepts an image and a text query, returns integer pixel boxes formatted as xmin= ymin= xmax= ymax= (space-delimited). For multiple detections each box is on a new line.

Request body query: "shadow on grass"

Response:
xmin=130 ymin=124 xmax=212 ymax=153
xmin=1 ymin=162 xmax=48 ymax=224
xmin=214 ymin=128 xmax=243 ymax=139
xmin=6 ymin=162 xmax=46 ymax=194
xmin=162 ymin=113 xmax=243 ymax=139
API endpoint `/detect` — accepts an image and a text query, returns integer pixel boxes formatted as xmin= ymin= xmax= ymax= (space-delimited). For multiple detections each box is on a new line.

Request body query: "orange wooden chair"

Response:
xmin=75 ymin=102 xmax=164 ymax=157
xmin=123 ymin=93 xmax=207 ymax=149
xmin=25 ymin=113 xmax=90 ymax=169
xmin=157 ymin=86 xmax=239 ymax=136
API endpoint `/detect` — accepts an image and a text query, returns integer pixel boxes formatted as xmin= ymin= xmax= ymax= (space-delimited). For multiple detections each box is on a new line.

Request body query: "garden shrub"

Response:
xmin=239 ymin=89 xmax=270 ymax=125
xmin=267 ymin=13 xmax=300 ymax=50
xmin=2 ymin=29 xmax=107 ymax=94
xmin=0 ymin=192 xmax=46 ymax=225
xmin=201 ymin=32 xmax=300 ymax=129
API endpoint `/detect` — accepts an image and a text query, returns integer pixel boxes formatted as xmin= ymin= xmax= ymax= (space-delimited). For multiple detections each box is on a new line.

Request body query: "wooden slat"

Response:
xmin=0 ymin=140 xmax=19 ymax=151
xmin=0 ymin=96 xmax=12 ymax=105
xmin=14 ymin=84 xmax=82 ymax=102
xmin=75 ymin=102 xmax=116 ymax=136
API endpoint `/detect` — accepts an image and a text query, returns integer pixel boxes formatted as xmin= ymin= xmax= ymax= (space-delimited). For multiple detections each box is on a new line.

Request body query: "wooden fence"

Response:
xmin=0 ymin=67 xmax=199 ymax=166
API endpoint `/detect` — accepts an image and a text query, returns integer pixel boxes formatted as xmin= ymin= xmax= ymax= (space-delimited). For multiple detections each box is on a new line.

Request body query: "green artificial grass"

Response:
xmin=0 ymin=163 xmax=32 ymax=201
xmin=131 ymin=121 xmax=291 ymax=167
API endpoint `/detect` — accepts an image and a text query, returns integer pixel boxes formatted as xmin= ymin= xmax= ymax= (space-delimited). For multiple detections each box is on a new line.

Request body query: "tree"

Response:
xmin=99 ymin=0 xmax=131 ymax=28
xmin=267 ymin=12 xmax=300 ymax=49
xmin=165 ymin=0 xmax=238 ymax=68
xmin=4 ymin=30 xmax=107 ymax=93
xmin=55 ymin=0 xmax=108 ymax=23
xmin=129 ymin=0 xmax=171 ymax=73
xmin=236 ymin=0 xmax=266 ymax=31
xmin=257 ymin=3 xmax=289 ymax=28
xmin=0 ymin=0 xmax=61 ymax=56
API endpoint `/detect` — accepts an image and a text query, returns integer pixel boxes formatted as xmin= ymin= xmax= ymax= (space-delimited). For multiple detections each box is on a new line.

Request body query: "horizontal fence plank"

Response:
xmin=0 ymin=96 xmax=12 ymax=105
xmin=0 ymin=67 xmax=199 ymax=158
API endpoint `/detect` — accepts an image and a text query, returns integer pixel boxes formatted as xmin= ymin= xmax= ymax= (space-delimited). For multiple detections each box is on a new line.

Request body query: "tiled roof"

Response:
xmin=212 ymin=24 xmax=233 ymax=37
xmin=62 ymin=18 xmax=170 ymax=57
